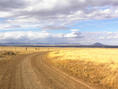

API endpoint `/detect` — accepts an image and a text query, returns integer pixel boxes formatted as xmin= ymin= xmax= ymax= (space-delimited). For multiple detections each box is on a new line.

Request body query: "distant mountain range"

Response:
xmin=92 ymin=42 xmax=105 ymax=46
xmin=0 ymin=42 xmax=118 ymax=48
xmin=0 ymin=42 xmax=80 ymax=46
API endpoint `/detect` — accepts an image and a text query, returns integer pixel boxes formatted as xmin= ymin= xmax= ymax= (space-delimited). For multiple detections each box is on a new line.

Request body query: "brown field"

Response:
xmin=48 ymin=48 xmax=118 ymax=89
xmin=0 ymin=47 xmax=118 ymax=89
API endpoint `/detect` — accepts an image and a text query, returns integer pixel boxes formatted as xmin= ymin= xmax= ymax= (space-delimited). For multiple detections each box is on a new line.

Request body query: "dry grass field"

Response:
xmin=0 ymin=47 xmax=118 ymax=89
xmin=48 ymin=48 xmax=118 ymax=89
xmin=0 ymin=47 xmax=50 ymax=54
xmin=0 ymin=47 xmax=95 ymax=89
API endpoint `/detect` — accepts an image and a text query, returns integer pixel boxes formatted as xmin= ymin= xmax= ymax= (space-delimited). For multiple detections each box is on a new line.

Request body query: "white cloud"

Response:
xmin=0 ymin=30 xmax=83 ymax=43
xmin=1 ymin=0 xmax=118 ymax=45
xmin=71 ymin=29 xmax=80 ymax=32
xmin=0 ymin=11 xmax=12 ymax=18
xmin=0 ymin=31 xmax=118 ymax=45
xmin=0 ymin=31 xmax=50 ymax=40
xmin=1 ymin=0 xmax=118 ymax=30
xmin=64 ymin=30 xmax=81 ymax=38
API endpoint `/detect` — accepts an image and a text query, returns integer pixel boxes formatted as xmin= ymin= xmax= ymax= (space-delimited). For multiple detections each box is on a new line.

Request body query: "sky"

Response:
xmin=0 ymin=0 xmax=118 ymax=45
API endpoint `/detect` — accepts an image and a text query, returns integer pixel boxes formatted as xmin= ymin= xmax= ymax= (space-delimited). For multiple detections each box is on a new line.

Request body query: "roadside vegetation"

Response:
xmin=0 ymin=47 xmax=118 ymax=89
xmin=48 ymin=48 xmax=118 ymax=89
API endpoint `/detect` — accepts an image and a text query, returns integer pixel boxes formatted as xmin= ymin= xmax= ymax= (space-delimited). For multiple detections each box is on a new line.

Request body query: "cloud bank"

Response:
xmin=0 ymin=31 xmax=118 ymax=45
xmin=0 ymin=0 xmax=118 ymax=45
xmin=1 ymin=0 xmax=118 ymax=30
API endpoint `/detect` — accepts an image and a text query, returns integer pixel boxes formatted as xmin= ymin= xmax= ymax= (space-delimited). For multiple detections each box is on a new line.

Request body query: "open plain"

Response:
xmin=0 ymin=47 xmax=118 ymax=89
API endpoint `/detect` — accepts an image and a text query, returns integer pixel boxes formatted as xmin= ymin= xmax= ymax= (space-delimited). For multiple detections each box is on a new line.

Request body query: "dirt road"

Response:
xmin=0 ymin=52 xmax=95 ymax=89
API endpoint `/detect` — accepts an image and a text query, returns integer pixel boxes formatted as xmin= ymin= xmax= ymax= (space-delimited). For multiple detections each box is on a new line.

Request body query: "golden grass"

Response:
xmin=0 ymin=46 xmax=54 ymax=61
xmin=48 ymin=48 xmax=118 ymax=89
xmin=1 ymin=47 xmax=118 ymax=89
xmin=0 ymin=46 xmax=56 ymax=54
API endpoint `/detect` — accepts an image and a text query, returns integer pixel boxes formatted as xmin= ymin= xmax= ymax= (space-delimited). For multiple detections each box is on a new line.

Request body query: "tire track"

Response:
xmin=0 ymin=52 xmax=96 ymax=89
xmin=31 ymin=52 xmax=95 ymax=89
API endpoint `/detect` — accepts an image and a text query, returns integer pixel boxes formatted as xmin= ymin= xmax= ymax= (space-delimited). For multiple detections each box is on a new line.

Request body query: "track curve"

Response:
xmin=0 ymin=52 xmax=95 ymax=89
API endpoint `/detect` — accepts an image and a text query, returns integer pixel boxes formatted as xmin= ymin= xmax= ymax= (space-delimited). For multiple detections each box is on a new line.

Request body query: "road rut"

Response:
xmin=0 ymin=52 xmax=95 ymax=89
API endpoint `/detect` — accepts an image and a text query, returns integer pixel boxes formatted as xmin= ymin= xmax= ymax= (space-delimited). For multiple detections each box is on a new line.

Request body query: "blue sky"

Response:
xmin=0 ymin=0 xmax=118 ymax=45
xmin=71 ymin=19 xmax=118 ymax=32
xmin=1 ymin=18 xmax=118 ymax=32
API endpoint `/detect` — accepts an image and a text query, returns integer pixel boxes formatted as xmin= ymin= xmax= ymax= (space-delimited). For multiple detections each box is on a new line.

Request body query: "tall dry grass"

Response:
xmin=0 ymin=46 xmax=57 ymax=54
xmin=48 ymin=48 xmax=118 ymax=89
